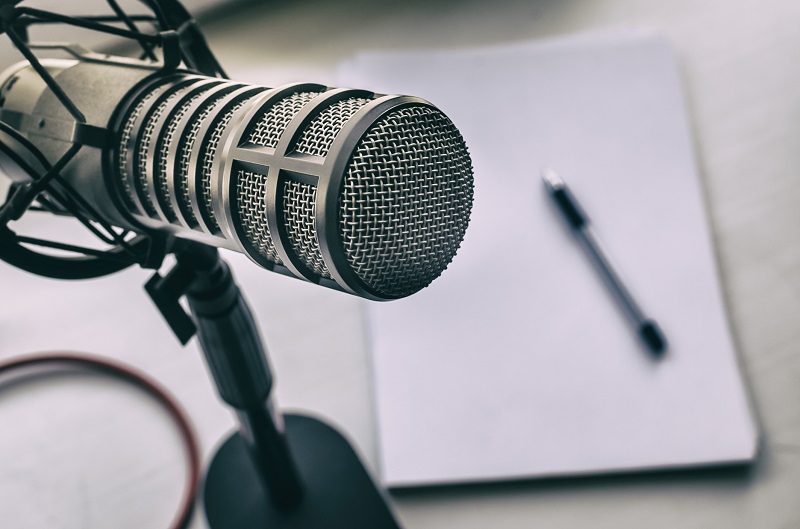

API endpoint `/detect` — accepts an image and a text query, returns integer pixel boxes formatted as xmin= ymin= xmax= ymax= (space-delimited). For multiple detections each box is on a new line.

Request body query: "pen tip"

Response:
xmin=639 ymin=320 xmax=667 ymax=357
xmin=541 ymin=167 xmax=564 ymax=190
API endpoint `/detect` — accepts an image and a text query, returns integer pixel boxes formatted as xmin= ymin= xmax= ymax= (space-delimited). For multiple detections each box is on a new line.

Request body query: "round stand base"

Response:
xmin=203 ymin=413 xmax=401 ymax=529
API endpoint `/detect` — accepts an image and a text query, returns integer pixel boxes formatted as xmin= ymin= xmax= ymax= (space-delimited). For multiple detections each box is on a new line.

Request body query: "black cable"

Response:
xmin=0 ymin=352 xmax=201 ymax=529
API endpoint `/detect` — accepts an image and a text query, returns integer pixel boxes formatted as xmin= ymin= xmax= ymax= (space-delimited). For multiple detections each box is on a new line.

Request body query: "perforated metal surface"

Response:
xmin=113 ymin=76 xmax=473 ymax=299
xmin=176 ymin=92 xmax=230 ymax=227
xmin=283 ymin=180 xmax=330 ymax=278
xmin=338 ymin=105 xmax=474 ymax=298
xmin=295 ymin=97 xmax=371 ymax=157
xmin=199 ymin=98 xmax=251 ymax=233
xmin=136 ymin=85 xmax=190 ymax=218
xmin=247 ymin=91 xmax=321 ymax=148
xmin=155 ymin=90 xmax=210 ymax=223
xmin=118 ymin=83 xmax=163 ymax=212
xmin=234 ymin=169 xmax=282 ymax=265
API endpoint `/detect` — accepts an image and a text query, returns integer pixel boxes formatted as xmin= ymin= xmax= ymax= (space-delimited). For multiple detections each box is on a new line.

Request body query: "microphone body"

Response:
xmin=0 ymin=55 xmax=474 ymax=300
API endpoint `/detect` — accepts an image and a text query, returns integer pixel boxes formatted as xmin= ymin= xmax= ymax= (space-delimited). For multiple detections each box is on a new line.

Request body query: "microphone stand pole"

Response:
xmin=163 ymin=242 xmax=400 ymax=529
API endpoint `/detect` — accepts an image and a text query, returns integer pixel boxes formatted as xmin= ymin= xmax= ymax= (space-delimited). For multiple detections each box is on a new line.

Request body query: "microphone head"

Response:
xmin=112 ymin=76 xmax=474 ymax=300
xmin=334 ymin=104 xmax=473 ymax=299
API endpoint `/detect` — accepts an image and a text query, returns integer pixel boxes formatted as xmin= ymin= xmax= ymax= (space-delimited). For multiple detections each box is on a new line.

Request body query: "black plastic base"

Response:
xmin=203 ymin=413 xmax=402 ymax=529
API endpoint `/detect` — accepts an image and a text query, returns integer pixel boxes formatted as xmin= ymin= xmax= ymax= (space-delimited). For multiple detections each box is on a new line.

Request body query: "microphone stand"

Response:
xmin=0 ymin=3 xmax=402 ymax=526
xmin=151 ymin=241 xmax=400 ymax=529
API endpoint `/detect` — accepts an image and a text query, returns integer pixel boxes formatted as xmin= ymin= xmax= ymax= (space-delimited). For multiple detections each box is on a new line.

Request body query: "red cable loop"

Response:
xmin=0 ymin=352 xmax=201 ymax=529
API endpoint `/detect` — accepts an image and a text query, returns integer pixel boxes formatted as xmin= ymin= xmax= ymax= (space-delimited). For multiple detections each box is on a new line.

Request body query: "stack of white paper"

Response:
xmin=338 ymin=30 xmax=758 ymax=487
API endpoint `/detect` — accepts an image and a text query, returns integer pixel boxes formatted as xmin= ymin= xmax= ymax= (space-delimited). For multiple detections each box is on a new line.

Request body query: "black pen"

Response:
xmin=542 ymin=168 xmax=667 ymax=356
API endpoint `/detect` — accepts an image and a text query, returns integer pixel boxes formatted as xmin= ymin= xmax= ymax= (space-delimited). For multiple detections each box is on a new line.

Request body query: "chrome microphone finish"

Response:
xmin=1 ymin=58 xmax=475 ymax=300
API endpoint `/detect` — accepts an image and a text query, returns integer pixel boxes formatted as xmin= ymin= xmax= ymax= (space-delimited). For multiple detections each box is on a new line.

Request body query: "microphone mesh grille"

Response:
xmin=200 ymin=99 xmax=249 ymax=232
xmin=282 ymin=180 xmax=330 ymax=278
xmin=156 ymin=90 xmax=209 ymax=223
xmin=295 ymin=97 xmax=371 ymax=157
xmin=118 ymin=84 xmax=162 ymax=212
xmin=235 ymin=169 xmax=283 ymax=265
xmin=176 ymin=92 xmax=230 ymax=227
xmin=247 ymin=91 xmax=321 ymax=147
xmin=136 ymin=86 xmax=189 ymax=218
xmin=338 ymin=105 xmax=474 ymax=298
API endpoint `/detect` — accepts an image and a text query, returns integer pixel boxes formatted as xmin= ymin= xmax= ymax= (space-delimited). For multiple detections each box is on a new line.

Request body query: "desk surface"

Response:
xmin=1 ymin=0 xmax=799 ymax=528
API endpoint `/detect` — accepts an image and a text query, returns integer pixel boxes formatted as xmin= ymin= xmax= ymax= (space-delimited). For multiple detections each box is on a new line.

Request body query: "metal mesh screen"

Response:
xmin=135 ymin=85 xmax=189 ymax=218
xmin=199 ymin=98 xmax=250 ymax=233
xmin=117 ymin=82 xmax=164 ymax=212
xmin=176 ymin=91 xmax=232 ymax=227
xmin=338 ymin=105 xmax=474 ymax=298
xmin=283 ymin=180 xmax=330 ymax=278
xmin=247 ymin=91 xmax=321 ymax=148
xmin=155 ymin=89 xmax=211 ymax=223
xmin=233 ymin=169 xmax=282 ymax=265
xmin=295 ymin=97 xmax=371 ymax=157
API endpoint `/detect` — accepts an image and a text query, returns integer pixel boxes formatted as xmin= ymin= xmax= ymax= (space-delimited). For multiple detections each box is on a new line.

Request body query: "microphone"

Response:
xmin=0 ymin=6 xmax=474 ymax=526
xmin=0 ymin=55 xmax=474 ymax=300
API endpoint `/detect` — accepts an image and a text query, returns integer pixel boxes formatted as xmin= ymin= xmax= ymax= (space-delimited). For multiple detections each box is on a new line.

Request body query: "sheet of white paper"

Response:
xmin=337 ymin=30 xmax=758 ymax=487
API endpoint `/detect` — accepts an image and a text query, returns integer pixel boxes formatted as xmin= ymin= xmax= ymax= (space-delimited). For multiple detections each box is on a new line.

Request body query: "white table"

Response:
xmin=1 ymin=1 xmax=799 ymax=528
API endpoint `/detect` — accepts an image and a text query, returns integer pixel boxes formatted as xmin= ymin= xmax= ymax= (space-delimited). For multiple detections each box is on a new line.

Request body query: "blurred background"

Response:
xmin=0 ymin=0 xmax=799 ymax=528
